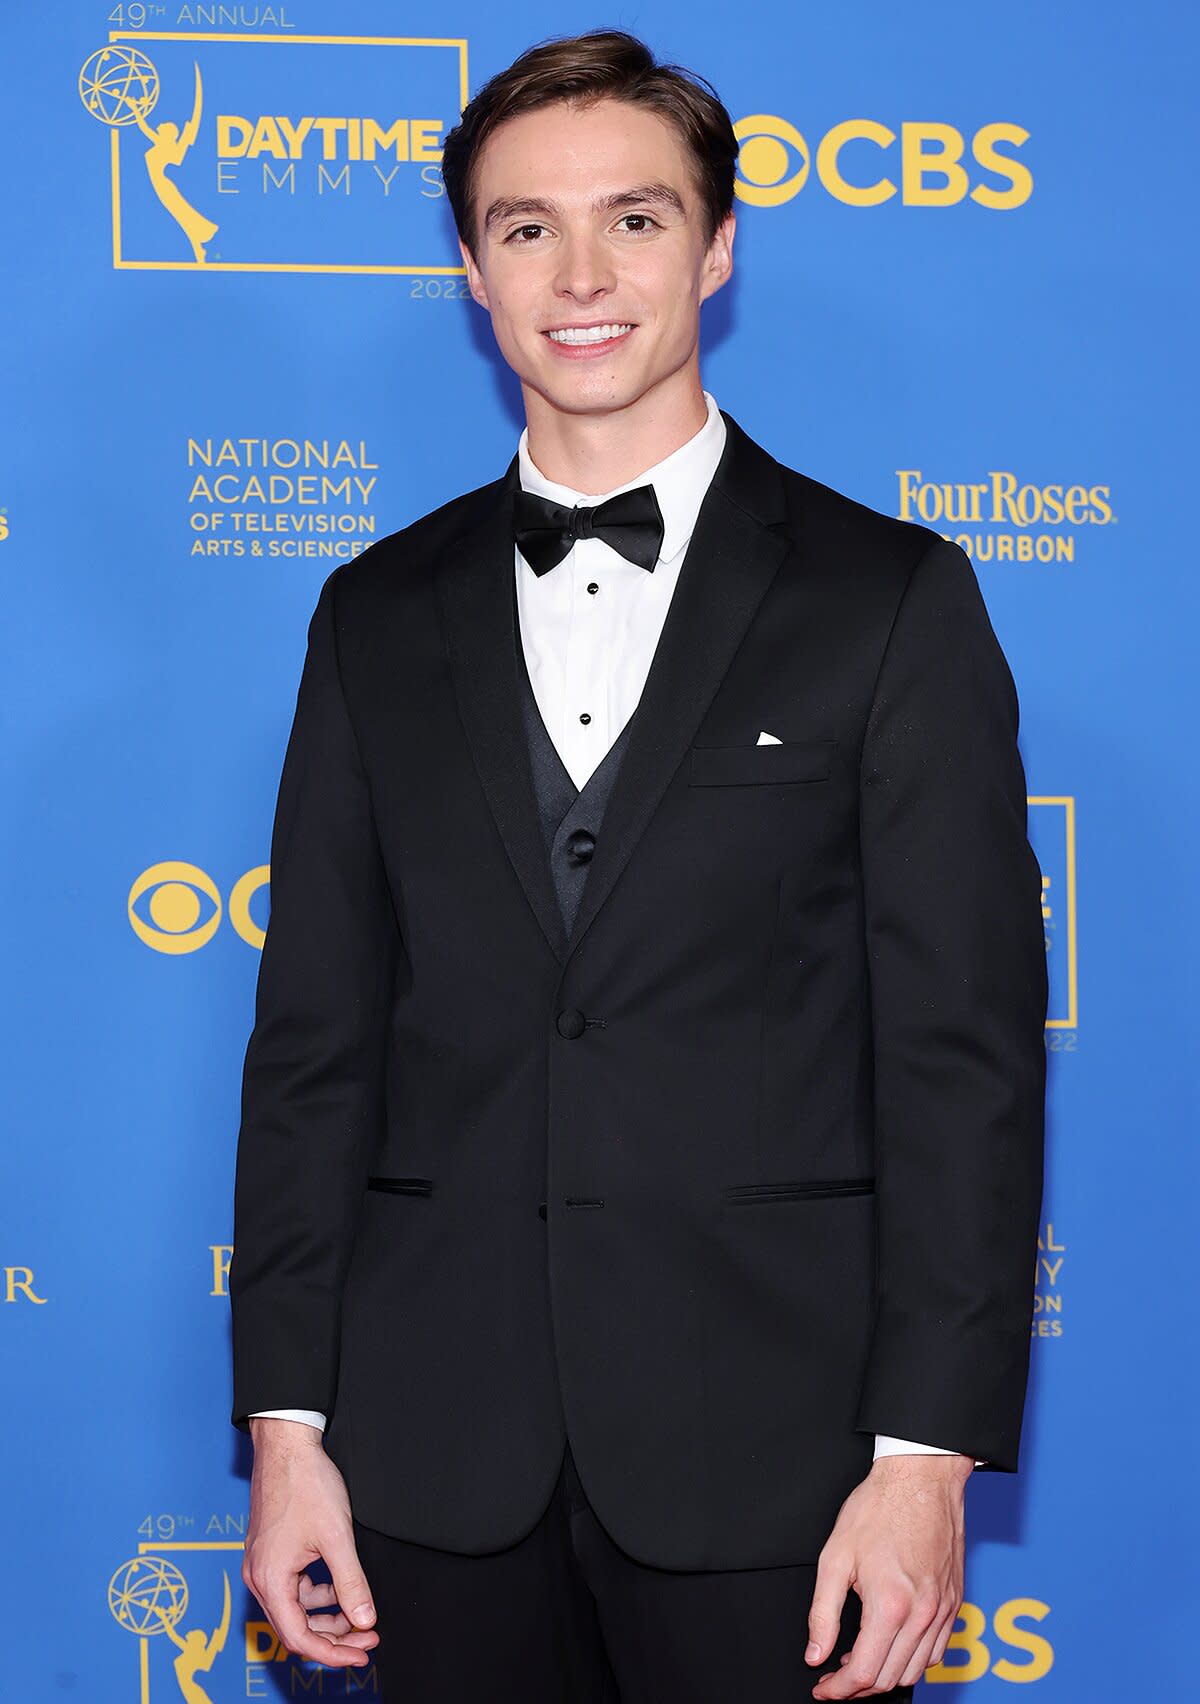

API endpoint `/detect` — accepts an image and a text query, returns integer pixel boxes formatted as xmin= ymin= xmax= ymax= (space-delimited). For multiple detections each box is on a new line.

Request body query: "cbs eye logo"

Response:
xmin=128 ymin=861 xmax=268 ymax=954
xmin=734 ymin=115 xmax=811 ymax=206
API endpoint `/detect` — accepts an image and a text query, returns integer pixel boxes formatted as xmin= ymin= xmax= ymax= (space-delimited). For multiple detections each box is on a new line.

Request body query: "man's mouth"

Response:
xmin=543 ymin=322 xmax=635 ymax=347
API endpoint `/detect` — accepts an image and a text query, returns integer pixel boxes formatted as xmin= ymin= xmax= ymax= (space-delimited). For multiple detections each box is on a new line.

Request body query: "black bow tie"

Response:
xmin=513 ymin=483 xmax=665 ymax=576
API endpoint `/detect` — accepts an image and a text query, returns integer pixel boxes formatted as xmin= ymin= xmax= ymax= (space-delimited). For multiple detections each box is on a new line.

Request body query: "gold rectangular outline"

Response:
xmin=1028 ymin=795 xmax=1077 ymax=1030
xmin=109 ymin=31 xmax=468 ymax=274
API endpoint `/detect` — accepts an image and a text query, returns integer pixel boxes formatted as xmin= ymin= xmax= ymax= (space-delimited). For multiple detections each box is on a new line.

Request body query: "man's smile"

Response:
xmin=542 ymin=322 xmax=637 ymax=356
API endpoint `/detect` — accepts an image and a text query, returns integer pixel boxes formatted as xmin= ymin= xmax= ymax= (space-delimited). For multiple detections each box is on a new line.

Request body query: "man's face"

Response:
xmin=459 ymin=97 xmax=734 ymax=419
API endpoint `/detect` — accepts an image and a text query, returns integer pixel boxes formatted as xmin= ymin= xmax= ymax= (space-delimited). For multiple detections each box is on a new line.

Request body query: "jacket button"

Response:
xmin=556 ymin=1008 xmax=586 ymax=1039
xmin=537 ymin=1202 xmax=547 ymax=1220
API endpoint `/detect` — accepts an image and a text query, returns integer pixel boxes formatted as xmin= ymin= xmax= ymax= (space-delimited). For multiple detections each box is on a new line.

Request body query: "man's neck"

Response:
xmin=521 ymin=376 xmax=709 ymax=496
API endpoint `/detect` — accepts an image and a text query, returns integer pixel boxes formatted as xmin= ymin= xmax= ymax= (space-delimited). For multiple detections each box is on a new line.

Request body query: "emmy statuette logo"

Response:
xmin=108 ymin=1557 xmax=231 ymax=1702
xmin=79 ymin=47 xmax=219 ymax=264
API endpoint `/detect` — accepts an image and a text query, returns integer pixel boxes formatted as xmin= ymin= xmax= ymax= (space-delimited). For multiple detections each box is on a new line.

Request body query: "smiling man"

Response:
xmin=229 ymin=28 xmax=1048 ymax=1704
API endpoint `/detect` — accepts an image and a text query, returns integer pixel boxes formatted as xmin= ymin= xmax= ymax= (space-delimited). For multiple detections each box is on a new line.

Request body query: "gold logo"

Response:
xmin=128 ymin=861 xmax=223 ymax=954
xmin=735 ymin=114 xmax=1031 ymax=208
xmin=733 ymin=115 xmax=811 ymax=206
xmin=898 ymin=470 xmax=1114 ymax=564
xmin=1029 ymin=798 xmax=1078 ymax=1031
xmin=108 ymin=1555 xmax=230 ymax=1703
xmin=128 ymin=863 xmax=269 ymax=953
xmin=77 ymin=32 xmax=467 ymax=275
xmin=79 ymin=48 xmax=219 ymax=265
xmin=925 ymin=1597 xmax=1053 ymax=1683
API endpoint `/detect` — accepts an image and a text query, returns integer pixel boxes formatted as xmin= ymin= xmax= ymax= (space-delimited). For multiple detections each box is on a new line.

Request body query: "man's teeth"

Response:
xmin=546 ymin=323 xmax=633 ymax=345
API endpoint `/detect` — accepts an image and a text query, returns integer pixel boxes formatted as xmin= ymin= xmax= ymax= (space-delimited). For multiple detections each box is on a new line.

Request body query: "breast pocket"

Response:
xmin=688 ymin=739 xmax=835 ymax=787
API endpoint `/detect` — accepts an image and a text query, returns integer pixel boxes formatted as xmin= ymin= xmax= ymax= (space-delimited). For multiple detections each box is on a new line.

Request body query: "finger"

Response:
xmin=811 ymin=1589 xmax=903 ymax=1700
xmin=296 ymin=1566 xmax=377 ymax=1646
xmin=805 ymin=1547 xmax=851 ymax=1664
xmin=907 ymin=1604 xmax=959 ymax=1683
xmin=898 ymin=1613 xmax=949 ymax=1689
xmin=324 ymin=1527 xmax=377 ymax=1631
xmin=868 ymin=1583 xmax=943 ymax=1693
xmin=259 ymin=1573 xmax=372 ymax=1668
xmin=873 ymin=1601 xmax=938 ymax=1695
xmin=305 ymin=1610 xmax=380 ymax=1649
xmin=305 ymin=1608 xmax=380 ymax=1649
xmin=298 ymin=1575 xmax=338 ymax=1609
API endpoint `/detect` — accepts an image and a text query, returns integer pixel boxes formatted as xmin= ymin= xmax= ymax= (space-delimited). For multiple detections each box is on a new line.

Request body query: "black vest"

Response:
xmin=511 ymin=572 xmax=640 ymax=949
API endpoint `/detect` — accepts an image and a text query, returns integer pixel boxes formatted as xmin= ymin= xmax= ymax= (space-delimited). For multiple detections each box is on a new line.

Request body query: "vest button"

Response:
xmin=556 ymin=1007 xmax=586 ymax=1039
xmin=537 ymin=1202 xmax=547 ymax=1220
xmin=565 ymin=827 xmax=595 ymax=866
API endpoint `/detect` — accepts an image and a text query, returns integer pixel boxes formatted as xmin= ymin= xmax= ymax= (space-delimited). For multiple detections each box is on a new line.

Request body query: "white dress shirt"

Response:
xmin=252 ymin=390 xmax=978 ymax=1465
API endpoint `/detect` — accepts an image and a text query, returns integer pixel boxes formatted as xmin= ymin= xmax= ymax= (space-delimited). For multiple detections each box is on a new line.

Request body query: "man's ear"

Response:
xmin=700 ymin=210 xmax=736 ymax=303
xmin=459 ymin=237 xmax=489 ymax=310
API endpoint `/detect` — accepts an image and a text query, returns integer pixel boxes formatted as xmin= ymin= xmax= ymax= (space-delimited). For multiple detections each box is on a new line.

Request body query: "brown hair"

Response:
xmin=441 ymin=28 xmax=738 ymax=264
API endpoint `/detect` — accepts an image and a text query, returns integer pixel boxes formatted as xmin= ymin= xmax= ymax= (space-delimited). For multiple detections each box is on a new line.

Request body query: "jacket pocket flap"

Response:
xmin=722 ymin=1177 xmax=875 ymax=1202
xmin=366 ymin=1176 xmax=434 ymax=1196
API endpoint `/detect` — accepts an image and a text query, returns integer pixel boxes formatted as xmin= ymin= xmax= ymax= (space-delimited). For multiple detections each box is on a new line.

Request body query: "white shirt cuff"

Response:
xmin=874 ymin=1433 xmax=985 ymax=1467
xmin=248 ymin=1409 xmax=327 ymax=1431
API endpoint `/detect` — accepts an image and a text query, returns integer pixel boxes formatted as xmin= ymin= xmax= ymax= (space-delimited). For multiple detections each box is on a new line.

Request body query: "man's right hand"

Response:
xmin=242 ymin=1416 xmax=380 ymax=1669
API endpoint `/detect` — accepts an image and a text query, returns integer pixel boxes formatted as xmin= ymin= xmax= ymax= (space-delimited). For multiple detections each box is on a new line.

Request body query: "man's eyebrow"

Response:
xmin=482 ymin=182 xmax=687 ymax=235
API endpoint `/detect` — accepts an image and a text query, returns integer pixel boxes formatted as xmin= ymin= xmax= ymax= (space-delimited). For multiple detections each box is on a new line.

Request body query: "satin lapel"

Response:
xmin=435 ymin=458 xmax=569 ymax=964
xmin=561 ymin=412 xmax=791 ymax=962
xmin=433 ymin=410 xmax=794 ymax=971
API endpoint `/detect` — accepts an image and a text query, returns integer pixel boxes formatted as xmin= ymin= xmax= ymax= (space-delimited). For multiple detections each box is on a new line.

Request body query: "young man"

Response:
xmin=230 ymin=29 xmax=1047 ymax=1704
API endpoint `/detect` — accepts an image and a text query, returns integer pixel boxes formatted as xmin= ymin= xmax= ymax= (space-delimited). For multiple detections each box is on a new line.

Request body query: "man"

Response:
xmin=229 ymin=28 xmax=1047 ymax=1704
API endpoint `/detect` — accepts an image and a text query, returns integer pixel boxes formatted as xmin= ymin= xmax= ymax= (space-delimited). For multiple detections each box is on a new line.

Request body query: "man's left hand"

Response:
xmin=805 ymin=1453 xmax=973 ymax=1698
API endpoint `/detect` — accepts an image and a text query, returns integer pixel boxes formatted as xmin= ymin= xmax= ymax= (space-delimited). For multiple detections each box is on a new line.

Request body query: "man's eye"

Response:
xmin=506 ymin=224 xmax=546 ymax=244
xmin=617 ymin=213 xmax=660 ymax=233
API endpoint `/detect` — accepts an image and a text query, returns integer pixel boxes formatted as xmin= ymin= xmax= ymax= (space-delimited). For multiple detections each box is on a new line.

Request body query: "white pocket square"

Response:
xmin=756 ymin=730 xmax=782 ymax=745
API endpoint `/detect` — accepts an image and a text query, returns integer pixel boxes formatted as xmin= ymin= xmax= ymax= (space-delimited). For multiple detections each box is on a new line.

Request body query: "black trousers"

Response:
xmin=351 ymin=1436 xmax=917 ymax=1702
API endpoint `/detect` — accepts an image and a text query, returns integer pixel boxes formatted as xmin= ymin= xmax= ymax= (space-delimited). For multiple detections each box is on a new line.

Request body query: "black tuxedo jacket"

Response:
xmin=230 ymin=409 xmax=1047 ymax=1569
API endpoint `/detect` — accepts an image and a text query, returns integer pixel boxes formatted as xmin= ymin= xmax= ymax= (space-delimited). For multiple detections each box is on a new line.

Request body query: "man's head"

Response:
xmin=441 ymin=30 xmax=738 ymax=424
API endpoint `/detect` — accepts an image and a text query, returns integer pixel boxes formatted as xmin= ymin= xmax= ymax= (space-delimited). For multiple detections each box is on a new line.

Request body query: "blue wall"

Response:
xmin=2 ymin=4 xmax=1193 ymax=1698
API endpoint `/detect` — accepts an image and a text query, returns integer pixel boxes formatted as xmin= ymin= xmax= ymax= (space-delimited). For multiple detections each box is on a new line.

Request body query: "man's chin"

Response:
xmin=526 ymin=369 xmax=657 ymax=419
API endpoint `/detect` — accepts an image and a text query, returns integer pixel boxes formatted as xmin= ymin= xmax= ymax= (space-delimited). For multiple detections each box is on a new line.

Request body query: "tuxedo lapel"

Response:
xmin=435 ymin=468 xmax=567 ymax=964
xmin=562 ymin=415 xmax=791 ymax=961
xmin=434 ymin=410 xmax=794 ymax=969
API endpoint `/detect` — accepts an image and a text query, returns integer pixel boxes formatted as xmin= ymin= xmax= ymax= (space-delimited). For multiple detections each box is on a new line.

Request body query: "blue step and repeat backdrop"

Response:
xmin=2 ymin=3 xmax=1194 ymax=1700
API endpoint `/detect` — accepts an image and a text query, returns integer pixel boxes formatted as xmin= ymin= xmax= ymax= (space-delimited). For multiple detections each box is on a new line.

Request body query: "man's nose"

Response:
xmin=552 ymin=236 xmax=618 ymax=301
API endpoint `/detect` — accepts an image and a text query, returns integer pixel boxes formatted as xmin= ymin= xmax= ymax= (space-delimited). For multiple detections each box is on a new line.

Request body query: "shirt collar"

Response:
xmin=516 ymin=390 xmax=727 ymax=565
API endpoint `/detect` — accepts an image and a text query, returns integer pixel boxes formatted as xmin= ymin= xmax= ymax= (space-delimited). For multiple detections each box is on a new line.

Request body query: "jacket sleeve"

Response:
xmin=229 ymin=566 xmax=399 ymax=1433
xmin=853 ymin=535 xmax=1048 ymax=1471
